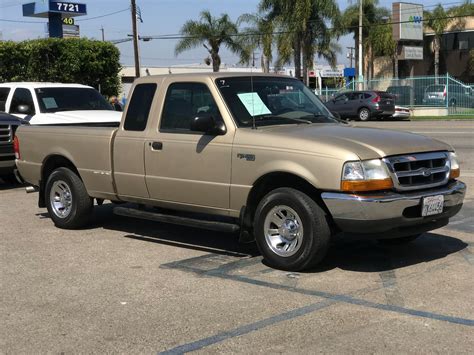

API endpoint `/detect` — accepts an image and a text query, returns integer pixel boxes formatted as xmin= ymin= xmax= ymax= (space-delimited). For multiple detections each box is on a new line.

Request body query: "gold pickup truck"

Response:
xmin=15 ymin=73 xmax=466 ymax=271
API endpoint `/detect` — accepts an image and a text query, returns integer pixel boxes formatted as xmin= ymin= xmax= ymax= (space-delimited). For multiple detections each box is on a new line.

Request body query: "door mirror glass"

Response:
xmin=17 ymin=104 xmax=30 ymax=114
xmin=190 ymin=114 xmax=226 ymax=135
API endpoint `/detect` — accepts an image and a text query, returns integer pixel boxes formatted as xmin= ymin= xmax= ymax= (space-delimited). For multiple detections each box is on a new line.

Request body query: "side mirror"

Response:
xmin=17 ymin=105 xmax=30 ymax=114
xmin=190 ymin=115 xmax=226 ymax=135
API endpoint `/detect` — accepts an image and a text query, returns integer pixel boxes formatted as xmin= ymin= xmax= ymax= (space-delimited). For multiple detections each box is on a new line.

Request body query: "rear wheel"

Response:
xmin=377 ymin=234 xmax=421 ymax=245
xmin=45 ymin=167 xmax=93 ymax=229
xmin=253 ymin=188 xmax=330 ymax=271
xmin=358 ymin=108 xmax=371 ymax=121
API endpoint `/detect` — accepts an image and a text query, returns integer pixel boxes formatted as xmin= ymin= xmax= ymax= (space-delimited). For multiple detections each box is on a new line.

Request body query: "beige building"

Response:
xmin=375 ymin=16 xmax=473 ymax=82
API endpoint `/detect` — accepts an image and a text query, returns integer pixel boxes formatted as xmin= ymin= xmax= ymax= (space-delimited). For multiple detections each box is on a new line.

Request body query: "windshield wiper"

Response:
xmin=254 ymin=114 xmax=312 ymax=125
xmin=300 ymin=113 xmax=348 ymax=125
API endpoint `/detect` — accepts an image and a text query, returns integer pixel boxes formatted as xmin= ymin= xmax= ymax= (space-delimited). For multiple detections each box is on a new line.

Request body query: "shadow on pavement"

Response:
xmin=0 ymin=178 xmax=25 ymax=191
xmin=36 ymin=202 xmax=467 ymax=273
xmin=309 ymin=233 xmax=467 ymax=273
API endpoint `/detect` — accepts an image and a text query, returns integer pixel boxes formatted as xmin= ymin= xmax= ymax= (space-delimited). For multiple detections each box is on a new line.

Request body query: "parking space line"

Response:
xmin=159 ymin=299 xmax=336 ymax=355
xmin=159 ymin=259 xmax=473 ymax=354
xmin=161 ymin=256 xmax=474 ymax=326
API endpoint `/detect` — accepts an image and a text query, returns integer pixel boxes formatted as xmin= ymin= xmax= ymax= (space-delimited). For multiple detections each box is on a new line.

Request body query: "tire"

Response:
xmin=377 ymin=234 xmax=421 ymax=245
xmin=253 ymin=188 xmax=330 ymax=271
xmin=358 ymin=107 xmax=371 ymax=121
xmin=45 ymin=167 xmax=93 ymax=229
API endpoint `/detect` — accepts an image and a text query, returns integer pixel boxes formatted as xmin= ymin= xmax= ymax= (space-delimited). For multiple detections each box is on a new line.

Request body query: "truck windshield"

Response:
xmin=215 ymin=76 xmax=337 ymax=127
xmin=35 ymin=87 xmax=113 ymax=113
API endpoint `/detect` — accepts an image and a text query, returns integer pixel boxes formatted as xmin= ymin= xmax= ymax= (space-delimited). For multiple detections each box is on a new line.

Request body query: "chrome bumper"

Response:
xmin=321 ymin=180 xmax=466 ymax=236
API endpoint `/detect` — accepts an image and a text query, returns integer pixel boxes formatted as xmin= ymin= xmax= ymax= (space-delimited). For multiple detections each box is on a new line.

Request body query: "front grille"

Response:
xmin=0 ymin=124 xmax=12 ymax=144
xmin=383 ymin=152 xmax=450 ymax=191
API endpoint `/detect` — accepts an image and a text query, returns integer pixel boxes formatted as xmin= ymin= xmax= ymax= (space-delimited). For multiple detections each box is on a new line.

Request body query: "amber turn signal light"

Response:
xmin=449 ymin=168 xmax=460 ymax=179
xmin=341 ymin=178 xmax=393 ymax=192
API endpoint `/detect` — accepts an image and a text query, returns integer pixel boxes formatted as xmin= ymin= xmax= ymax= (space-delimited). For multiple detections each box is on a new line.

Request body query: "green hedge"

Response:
xmin=0 ymin=38 xmax=121 ymax=96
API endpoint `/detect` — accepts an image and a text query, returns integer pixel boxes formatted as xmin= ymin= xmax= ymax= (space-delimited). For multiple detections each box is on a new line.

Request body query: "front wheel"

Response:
xmin=253 ymin=188 xmax=330 ymax=271
xmin=45 ymin=167 xmax=93 ymax=229
xmin=358 ymin=108 xmax=371 ymax=121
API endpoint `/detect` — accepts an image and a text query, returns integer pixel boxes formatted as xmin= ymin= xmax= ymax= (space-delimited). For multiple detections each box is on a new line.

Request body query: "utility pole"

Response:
xmin=358 ymin=0 xmax=363 ymax=89
xmin=100 ymin=26 xmax=105 ymax=41
xmin=131 ymin=0 xmax=140 ymax=78
xmin=346 ymin=47 xmax=355 ymax=68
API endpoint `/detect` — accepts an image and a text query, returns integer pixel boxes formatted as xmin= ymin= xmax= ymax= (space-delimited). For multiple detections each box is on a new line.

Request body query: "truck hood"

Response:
xmin=240 ymin=123 xmax=452 ymax=160
xmin=30 ymin=110 xmax=121 ymax=124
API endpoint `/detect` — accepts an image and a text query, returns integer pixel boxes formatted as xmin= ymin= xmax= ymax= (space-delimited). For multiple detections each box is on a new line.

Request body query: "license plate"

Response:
xmin=422 ymin=195 xmax=444 ymax=216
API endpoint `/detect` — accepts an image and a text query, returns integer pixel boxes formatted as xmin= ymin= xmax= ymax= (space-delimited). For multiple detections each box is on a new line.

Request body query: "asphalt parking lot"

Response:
xmin=1 ymin=120 xmax=473 ymax=353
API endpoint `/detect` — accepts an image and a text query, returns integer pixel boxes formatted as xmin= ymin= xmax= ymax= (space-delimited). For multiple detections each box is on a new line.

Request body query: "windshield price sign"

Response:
xmin=50 ymin=1 xmax=86 ymax=15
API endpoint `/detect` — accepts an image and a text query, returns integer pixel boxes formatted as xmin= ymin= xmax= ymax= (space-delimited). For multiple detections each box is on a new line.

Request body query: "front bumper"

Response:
xmin=321 ymin=180 xmax=466 ymax=238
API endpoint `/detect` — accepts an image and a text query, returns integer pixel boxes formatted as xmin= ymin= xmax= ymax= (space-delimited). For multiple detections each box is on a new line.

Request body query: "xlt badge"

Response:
xmin=237 ymin=153 xmax=255 ymax=161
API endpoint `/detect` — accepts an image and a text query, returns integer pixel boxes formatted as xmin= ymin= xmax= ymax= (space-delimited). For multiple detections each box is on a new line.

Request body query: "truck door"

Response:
xmin=113 ymin=83 xmax=157 ymax=199
xmin=144 ymin=81 xmax=233 ymax=211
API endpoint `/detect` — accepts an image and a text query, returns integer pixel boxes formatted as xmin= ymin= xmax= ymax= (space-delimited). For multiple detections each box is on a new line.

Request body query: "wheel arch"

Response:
xmin=38 ymin=154 xmax=82 ymax=208
xmin=241 ymin=171 xmax=332 ymax=233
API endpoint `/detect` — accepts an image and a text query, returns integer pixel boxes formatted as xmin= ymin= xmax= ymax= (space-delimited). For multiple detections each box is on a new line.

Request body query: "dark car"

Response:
xmin=386 ymin=85 xmax=425 ymax=107
xmin=0 ymin=112 xmax=25 ymax=183
xmin=325 ymin=91 xmax=395 ymax=121
xmin=422 ymin=84 xmax=474 ymax=108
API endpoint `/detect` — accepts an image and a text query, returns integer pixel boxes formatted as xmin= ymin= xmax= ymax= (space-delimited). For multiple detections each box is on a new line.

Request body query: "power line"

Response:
xmin=76 ymin=8 xmax=129 ymax=22
xmin=140 ymin=14 xmax=474 ymax=41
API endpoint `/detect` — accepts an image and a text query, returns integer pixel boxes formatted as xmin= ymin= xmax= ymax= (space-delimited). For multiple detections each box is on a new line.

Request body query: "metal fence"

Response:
xmin=316 ymin=74 xmax=474 ymax=116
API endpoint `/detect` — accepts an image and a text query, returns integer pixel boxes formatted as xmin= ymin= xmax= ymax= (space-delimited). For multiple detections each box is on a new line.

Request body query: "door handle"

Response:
xmin=150 ymin=141 xmax=163 ymax=150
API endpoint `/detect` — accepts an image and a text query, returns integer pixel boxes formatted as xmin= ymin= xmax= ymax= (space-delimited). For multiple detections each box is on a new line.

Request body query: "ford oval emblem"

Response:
xmin=422 ymin=168 xmax=432 ymax=177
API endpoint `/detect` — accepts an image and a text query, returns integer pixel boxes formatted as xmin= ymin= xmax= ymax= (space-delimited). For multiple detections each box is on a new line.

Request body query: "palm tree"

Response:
xmin=368 ymin=18 xmax=396 ymax=77
xmin=260 ymin=0 xmax=342 ymax=84
xmin=175 ymin=11 xmax=246 ymax=72
xmin=237 ymin=13 xmax=274 ymax=72
xmin=342 ymin=0 xmax=390 ymax=80
xmin=424 ymin=2 xmax=473 ymax=77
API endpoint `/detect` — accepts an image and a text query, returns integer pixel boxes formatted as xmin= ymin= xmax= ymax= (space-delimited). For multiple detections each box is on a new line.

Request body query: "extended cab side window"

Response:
xmin=123 ymin=83 xmax=157 ymax=131
xmin=10 ymin=88 xmax=35 ymax=115
xmin=160 ymin=82 xmax=223 ymax=132
xmin=0 ymin=88 xmax=10 ymax=112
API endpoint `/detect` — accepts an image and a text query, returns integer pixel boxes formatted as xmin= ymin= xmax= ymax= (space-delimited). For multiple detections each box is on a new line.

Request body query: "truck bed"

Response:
xmin=16 ymin=125 xmax=118 ymax=197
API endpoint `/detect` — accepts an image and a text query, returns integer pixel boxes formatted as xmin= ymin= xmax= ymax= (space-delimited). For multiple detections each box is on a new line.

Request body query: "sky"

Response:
xmin=0 ymin=0 xmax=454 ymax=69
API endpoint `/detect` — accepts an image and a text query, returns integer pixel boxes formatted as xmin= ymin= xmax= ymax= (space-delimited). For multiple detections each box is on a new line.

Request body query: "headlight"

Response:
xmin=449 ymin=152 xmax=460 ymax=179
xmin=341 ymin=159 xmax=393 ymax=192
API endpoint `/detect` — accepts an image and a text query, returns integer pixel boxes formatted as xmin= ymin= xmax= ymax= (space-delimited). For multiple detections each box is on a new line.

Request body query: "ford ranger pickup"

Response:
xmin=15 ymin=73 xmax=466 ymax=271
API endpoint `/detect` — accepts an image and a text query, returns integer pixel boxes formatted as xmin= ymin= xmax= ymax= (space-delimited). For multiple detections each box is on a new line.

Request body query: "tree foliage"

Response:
xmin=260 ymin=0 xmax=342 ymax=84
xmin=175 ymin=10 xmax=246 ymax=72
xmin=424 ymin=2 xmax=473 ymax=76
xmin=0 ymin=38 xmax=121 ymax=96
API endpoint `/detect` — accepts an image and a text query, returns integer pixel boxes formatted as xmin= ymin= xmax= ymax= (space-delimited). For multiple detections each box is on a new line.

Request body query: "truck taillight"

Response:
xmin=443 ymin=87 xmax=446 ymax=98
xmin=371 ymin=95 xmax=381 ymax=103
xmin=13 ymin=135 xmax=20 ymax=160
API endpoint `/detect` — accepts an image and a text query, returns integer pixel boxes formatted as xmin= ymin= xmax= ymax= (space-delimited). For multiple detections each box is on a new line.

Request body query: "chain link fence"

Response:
xmin=315 ymin=74 xmax=474 ymax=116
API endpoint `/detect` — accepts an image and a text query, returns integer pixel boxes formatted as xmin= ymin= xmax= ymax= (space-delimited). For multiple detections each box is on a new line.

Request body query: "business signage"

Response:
xmin=62 ymin=17 xmax=74 ymax=25
xmin=392 ymin=2 xmax=423 ymax=41
xmin=23 ymin=1 xmax=87 ymax=18
xmin=399 ymin=46 xmax=423 ymax=60
xmin=50 ymin=2 xmax=87 ymax=15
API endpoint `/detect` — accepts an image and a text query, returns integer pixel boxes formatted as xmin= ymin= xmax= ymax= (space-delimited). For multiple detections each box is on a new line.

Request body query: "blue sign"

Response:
xmin=23 ymin=1 xmax=87 ymax=18
xmin=49 ymin=1 xmax=87 ymax=15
